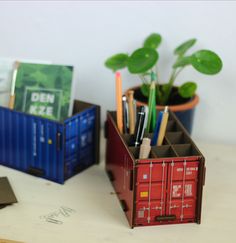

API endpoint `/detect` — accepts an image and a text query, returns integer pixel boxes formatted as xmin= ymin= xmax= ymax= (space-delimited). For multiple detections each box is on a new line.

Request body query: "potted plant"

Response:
xmin=104 ymin=33 xmax=223 ymax=133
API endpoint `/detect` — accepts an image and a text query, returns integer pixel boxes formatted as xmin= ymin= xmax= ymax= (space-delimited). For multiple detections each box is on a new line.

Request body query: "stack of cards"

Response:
xmin=0 ymin=177 xmax=17 ymax=209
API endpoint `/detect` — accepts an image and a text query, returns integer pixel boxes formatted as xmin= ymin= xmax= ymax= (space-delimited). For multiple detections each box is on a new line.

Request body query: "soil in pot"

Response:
xmin=133 ymin=86 xmax=191 ymax=106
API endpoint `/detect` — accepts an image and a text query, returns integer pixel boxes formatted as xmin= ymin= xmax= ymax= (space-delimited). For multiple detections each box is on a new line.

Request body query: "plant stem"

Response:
xmin=163 ymin=67 xmax=184 ymax=104
xmin=139 ymin=74 xmax=149 ymax=84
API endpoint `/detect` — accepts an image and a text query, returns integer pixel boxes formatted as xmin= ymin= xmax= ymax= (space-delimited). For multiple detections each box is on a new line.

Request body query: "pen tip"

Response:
xmin=164 ymin=106 xmax=169 ymax=112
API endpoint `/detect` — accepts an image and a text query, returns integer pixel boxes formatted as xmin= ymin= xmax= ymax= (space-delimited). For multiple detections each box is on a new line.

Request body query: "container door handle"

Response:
xmin=56 ymin=132 xmax=63 ymax=151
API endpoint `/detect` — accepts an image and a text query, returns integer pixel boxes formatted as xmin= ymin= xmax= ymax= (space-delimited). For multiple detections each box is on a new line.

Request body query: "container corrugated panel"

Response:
xmin=105 ymin=111 xmax=205 ymax=228
xmin=0 ymin=100 xmax=100 ymax=184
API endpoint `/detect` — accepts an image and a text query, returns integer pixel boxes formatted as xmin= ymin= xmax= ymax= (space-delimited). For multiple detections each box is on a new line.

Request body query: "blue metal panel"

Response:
xmin=64 ymin=106 xmax=96 ymax=179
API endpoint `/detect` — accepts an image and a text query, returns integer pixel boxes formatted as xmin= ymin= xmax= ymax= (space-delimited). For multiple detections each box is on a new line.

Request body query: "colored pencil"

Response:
xmin=115 ymin=72 xmax=123 ymax=133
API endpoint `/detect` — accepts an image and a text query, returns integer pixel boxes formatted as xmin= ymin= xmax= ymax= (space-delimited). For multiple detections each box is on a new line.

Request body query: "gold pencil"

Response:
xmin=157 ymin=106 xmax=169 ymax=146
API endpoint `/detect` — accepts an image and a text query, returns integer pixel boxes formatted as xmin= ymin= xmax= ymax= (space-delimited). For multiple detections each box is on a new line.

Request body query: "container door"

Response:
xmin=27 ymin=118 xmax=64 ymax=183
xmin=64 ymin=106 xmax=96 ymax=179
xmin=166 ymin=160 xmax=199 ymax=221
xmin=136 ymin=162 xmax=167 ymax=225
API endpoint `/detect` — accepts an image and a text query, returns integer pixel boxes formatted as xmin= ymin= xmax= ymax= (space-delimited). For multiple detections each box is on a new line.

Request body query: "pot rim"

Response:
xmin=125 ymin=86 xmax=199 ymax=112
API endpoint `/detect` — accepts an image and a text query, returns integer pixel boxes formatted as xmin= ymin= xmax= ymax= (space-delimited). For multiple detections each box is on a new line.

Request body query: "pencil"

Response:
xmin=157 ymin=106 xmax=169 ymax=146
xmin=9 ymin=61 xmax=19 ymax=109
xmin=115 ymin=72 xmax=123 ymax=133
xmin=127 ymin=90 xmax=135 ymax=134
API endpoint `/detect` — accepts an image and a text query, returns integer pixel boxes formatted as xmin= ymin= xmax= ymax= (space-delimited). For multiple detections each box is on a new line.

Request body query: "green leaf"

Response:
xmin=174 ymin=38 xmax=197 ymax=56
xmin=178 ymin=82 xmax=197 ymax=98
xmin=191 ymin=50 xmax=223 ymax=75
xmin=143 ymin=33 xmax=162 ymax=49
xmin=140 ymin=83 xmax=150 ymax=97
xmin=104 ymin=53 xmax=128 ymax=71
xmin=173 ymin=56 xmax=193 ymax=68
xmin=127 ymin=48 xmax=159 ymax=74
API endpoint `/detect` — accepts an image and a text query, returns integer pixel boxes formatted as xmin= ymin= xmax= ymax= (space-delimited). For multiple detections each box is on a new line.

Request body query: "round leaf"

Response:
xmin=105 ymin=53 xmax=128 ymax=71
xmin=178 ymin=82 xmax=197 ymax=98
xmin=191 ymin=50 xmax=223 ymax=75
xmin=143 ymin=33 xmax=162 ymax=49
xmin=127 ymin=48 xmax=159 ymax=74
xmin=174 ymin=38 xmax=197 ymax=56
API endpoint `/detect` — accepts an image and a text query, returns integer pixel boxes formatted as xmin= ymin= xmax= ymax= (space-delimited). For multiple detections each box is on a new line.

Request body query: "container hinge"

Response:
xmin=107 ymin=170 xmax=115 ymax=181
xmin=27 ymin=167 xmax=45 ymax=177
xmin=104 ymin=120 xmax=108 ymax=139
xmin=203 ymin=166 xmax=206 ymax=186
xmin=56 ymin=132 xmax=63 ymax=151
xmin=155 ymin=215 xmax=176 ymax=222
xmin=120 ymin=199 xmax=128 ymax=212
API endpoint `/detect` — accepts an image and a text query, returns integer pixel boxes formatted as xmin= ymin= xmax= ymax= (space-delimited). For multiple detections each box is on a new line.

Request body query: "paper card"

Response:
xmin=0 ymin=177 xmax=17 ymax=206
xmin=0 ymin=239 xmax=24 ymax=243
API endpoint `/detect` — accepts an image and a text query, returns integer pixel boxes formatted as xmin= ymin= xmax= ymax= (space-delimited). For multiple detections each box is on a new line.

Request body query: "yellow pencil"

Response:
xmin=157 ymin=106 xmax=169 ymax=146
xmin=115 ymin=72 xmax=123 ymax=133
xmin=9 ymin=61 xmax=19 ymax=109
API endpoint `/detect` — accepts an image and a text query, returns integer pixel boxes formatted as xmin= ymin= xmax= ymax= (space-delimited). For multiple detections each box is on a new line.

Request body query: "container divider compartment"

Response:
xmin=152 ymin=145 xmax=178 ymax=158
xmin=128 ymin=146 xmax=156 ymax=159
xmin=166 ymin=120 xmax=181 ymax=132
xmin=173 ymin=144 xmax=201 ymax=157
xmin=165 ymin=132 xmax=191 ymax=145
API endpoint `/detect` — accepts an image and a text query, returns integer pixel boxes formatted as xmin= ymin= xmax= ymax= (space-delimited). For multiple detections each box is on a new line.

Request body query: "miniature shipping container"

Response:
xmin=0 ymin=100 xmax=100 ymax=184
xmin=105 ymin=111 xmax=205 ymax=228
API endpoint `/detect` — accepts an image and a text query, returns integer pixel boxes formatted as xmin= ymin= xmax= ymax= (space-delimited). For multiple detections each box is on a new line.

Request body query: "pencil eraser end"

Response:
xmin=116 ymin=72 xmax=121 ymax=78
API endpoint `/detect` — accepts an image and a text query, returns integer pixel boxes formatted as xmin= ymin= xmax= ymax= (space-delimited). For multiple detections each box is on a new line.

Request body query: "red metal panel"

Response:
xmin=168 ymin=180 xmax=197 ymax=199
xmin=137 ymin=163 xmax=166 ymax=182
xmin=137 ymin=183 xmax=165 ymax=201
xmin=106 ymin=115 xmax=134 ymax=227
xmin=167 ymin=199 xmax=196 ymax=220
xmin=169 ymin=161 xmax=199 ymax=181
xmin=134 ymin=160 xmax=199 ymax=226
xmin=136 ymin=201 xmax=163 ymax=224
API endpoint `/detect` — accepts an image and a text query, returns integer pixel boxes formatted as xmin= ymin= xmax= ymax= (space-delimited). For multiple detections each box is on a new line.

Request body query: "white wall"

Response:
xmin=0 ymin=1 xmax=235 ymax=144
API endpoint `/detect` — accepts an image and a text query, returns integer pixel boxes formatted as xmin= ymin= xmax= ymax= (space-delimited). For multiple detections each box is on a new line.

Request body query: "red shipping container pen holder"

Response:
xmin=105 ymin=110 xmax=206 ymax=228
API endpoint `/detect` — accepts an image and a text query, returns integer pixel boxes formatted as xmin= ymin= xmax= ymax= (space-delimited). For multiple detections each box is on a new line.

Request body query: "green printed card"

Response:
xmin=14 ymin=63 xmax=73 ymax=121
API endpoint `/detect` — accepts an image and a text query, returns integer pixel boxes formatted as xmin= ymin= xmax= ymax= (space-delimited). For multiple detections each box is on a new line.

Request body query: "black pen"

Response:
xmin=122 ymin=96 xmax=128 ymax=133
xmin=133 ymin=106 xmax=146 ymax=147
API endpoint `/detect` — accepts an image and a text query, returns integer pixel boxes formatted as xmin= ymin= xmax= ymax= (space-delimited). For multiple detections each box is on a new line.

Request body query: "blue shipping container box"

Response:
xmin=0 ymin=100 xmax=100 ymax=184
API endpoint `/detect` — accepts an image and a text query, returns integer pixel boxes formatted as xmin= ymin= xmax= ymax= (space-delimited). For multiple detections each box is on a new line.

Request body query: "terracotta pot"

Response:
xmin=125 ymin=86 xmax=199 ymax=134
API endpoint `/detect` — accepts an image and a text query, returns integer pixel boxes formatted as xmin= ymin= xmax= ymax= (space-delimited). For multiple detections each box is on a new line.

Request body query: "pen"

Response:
xmin=157 ymin=106 xmax=169 ymax=146
xmin=133 ymin=106 xmax=146 ymax=147
xmin=122 ymin=95 xmax=128 ymax=133
xmin=115 ymin=72 xmax=123 ymax=133
xmin=133 ymin=99 xmax=137 ymax=126
xmin=151 ymin=111 xmax=163 ymax=145
xmin=9 ymin=61 xmax=19 ymax=109
xmin=127 ymin=90 xmax=135 ymax=134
